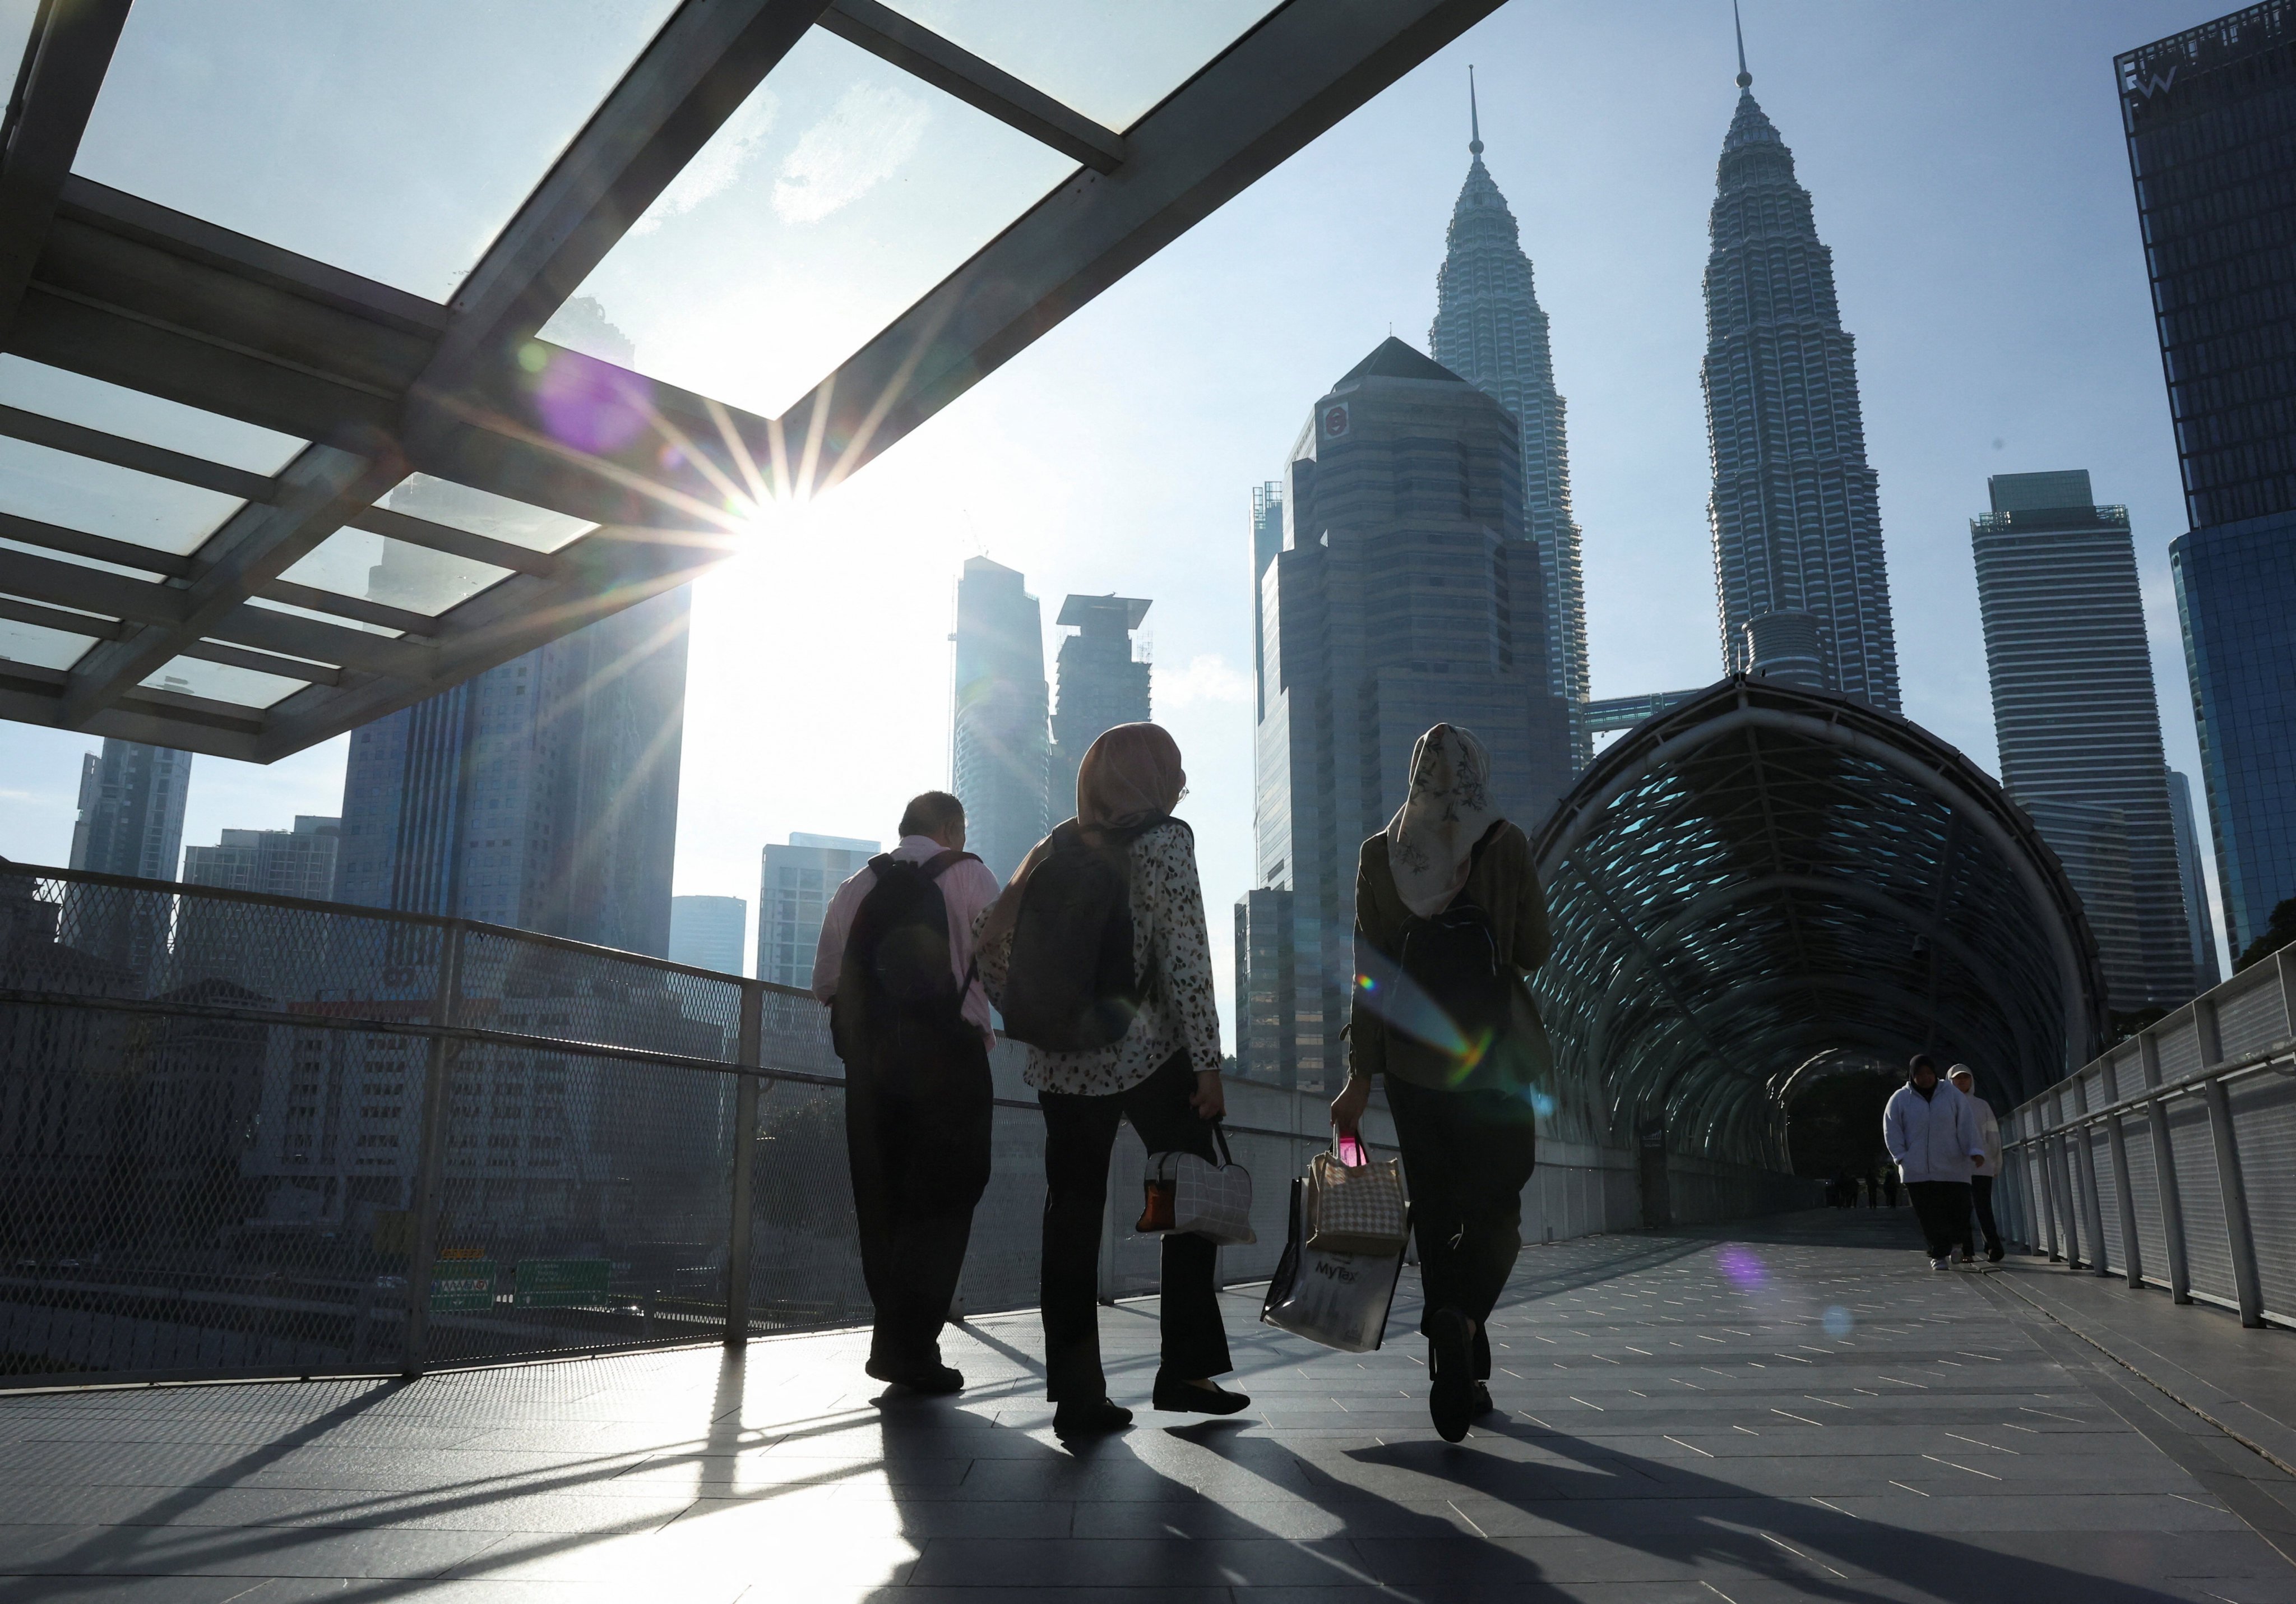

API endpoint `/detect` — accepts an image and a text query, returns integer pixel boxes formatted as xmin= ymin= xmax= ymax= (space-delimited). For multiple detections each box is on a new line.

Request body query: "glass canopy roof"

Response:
xmin=1531 ymin=678 xmax=2110 ymax=1167
xmin=0 ymin=0 xmax=1494 ymax=761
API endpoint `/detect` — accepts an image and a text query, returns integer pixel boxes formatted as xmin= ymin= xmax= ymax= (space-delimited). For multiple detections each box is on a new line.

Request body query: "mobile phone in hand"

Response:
xmin=1335 ymin=1131 xmax=1367 ymax=1168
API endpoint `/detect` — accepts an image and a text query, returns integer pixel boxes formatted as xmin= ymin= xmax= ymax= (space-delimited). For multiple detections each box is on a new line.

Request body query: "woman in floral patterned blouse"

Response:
xmin=975 ymin=723 xmax=1243 ymax=1437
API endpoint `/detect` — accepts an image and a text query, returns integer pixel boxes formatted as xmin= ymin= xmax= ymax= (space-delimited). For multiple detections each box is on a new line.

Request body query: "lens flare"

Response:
xmin=523 ymin=344 xmax=654 ymax=456
xmin=1822 ymin=1305 xmax=1854 ymax=1337
xmin=1716 ymin=1245 xmax=1766 ymax=1287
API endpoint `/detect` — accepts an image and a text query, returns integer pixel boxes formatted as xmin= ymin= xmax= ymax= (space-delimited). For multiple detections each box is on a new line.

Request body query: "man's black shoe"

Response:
xmin=1472 ymin=1381 xmax=1496 ymax=1416
xmin=1053 ymin=1398 xmax=1134 ymax=1437
xmin=1987 ymin=1244 xmax=2006 ymax=1263
xmin=1152 ymin=1373 xmax=1250 ymax=1415
xmin=1427 ymin=1307 xmax=1474 ymax=1443
xmin=866 ymin=1357 xmax=964 ymax=1394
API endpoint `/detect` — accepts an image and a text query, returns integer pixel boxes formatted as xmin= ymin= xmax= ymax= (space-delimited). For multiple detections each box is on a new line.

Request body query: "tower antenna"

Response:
xmin=1469 ymin=63 xmax=1483 ymax=156
xmin=1733 ymin=0 xmax=1752 ymax=88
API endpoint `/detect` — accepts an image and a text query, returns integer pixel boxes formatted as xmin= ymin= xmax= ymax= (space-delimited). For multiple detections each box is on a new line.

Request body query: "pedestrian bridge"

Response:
xmin=6 ymin=1208 xmax=2294 ymax=1601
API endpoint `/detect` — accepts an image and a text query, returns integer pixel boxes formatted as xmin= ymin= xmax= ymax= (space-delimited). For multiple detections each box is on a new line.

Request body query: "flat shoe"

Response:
xmin=1427 ymin=1307 xmax=1474 ymax=1443
xmin=1053 ymin=1398 xmax=1133 ymax=1437
xmin=1152 ymin=1374 xmax=1250 ymax=1415
xmin=866 ymin=1358 xmax=963 ymax=1394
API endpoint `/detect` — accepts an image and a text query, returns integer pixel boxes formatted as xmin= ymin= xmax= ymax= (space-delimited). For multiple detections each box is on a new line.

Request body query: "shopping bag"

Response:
xmin=1261 ymin=1177 xmax=1409 ymax=1354
xmin=1141 ymin=1122 xmax=1255 ymax=1245
xmin=1304 ymin=1141 xmax=1409 ymax=1255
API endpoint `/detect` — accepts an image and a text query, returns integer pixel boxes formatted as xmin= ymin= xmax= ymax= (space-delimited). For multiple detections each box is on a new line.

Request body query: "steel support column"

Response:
xmin=724 ymin=982 xmax=763 ymax=1348
xmin=2202 ymin=1076 xmax=2265 ymax=1328
xmin=2107 ymin=1114 xmax=2144 ymax=1287
xmin=2074 ymin=1119 xmax=2111 ymax=1277
xmin=401 ymin=922 xmax=467 ymax=1377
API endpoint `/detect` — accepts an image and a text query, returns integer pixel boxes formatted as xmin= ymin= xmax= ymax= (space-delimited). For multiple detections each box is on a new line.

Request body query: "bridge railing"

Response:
xmin=0 ymin=862 xmax=1391 ymax=1389
xmin=1998 ymin=946 xmax=2296 ymax=1327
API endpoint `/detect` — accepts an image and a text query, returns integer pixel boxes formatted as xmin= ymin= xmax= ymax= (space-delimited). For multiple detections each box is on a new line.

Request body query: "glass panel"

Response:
xmin=541 ymin=27 xmax=1073 ymax=420
xmin=383 ymin=474 xmax=590 ymax=553
xmin=142 ymin=657 xmax=308 ymax=710
xmin=0 ymin=617 xmax=98 ymax=672
xmin=0 ymin=355 xmax=305 ymax=475
xmin=277 ymin=530 xmax=513 ymax=618
xmin=883 ymin=0 xmax=1276 ymax=131
xmin=244 ymin=595 xmax=405 ymax=640
xmin=0 ymin=437 xmax=243 ymax=556
xmin=1 ymin=2 xmax=38 ymax=104
xmin=72 ymin=0 xmax=681 ymax=300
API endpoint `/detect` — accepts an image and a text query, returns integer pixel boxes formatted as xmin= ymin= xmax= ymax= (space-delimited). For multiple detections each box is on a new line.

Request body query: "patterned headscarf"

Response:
xmin=1385 ymin=723 xmax=1499 ymax=918
xmin=1076 ymin=722 xmax=1186 ymax=834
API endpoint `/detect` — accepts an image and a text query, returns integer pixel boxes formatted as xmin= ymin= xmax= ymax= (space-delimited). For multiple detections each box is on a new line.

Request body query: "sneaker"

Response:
xmin=1053 ymin=1398 xmax=1134 ymax=1437
xmin=1929 ymin=1257 xmax=1950 ymax=1272
xmin=1427 ymin=1307 xmax=1475 ymax=1443
xmin=1152 ymin=1372 xmax=1251 ymax=1416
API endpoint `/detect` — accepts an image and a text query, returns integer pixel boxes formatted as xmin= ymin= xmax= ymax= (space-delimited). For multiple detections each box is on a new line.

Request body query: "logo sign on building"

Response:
xmin=1321 ymin=402 xmax=1350 ymax=440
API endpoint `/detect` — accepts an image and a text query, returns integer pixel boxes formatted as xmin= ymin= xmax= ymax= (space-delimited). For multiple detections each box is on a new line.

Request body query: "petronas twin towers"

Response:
xmin=1430 ymin=54 xmax=1897 ymax=746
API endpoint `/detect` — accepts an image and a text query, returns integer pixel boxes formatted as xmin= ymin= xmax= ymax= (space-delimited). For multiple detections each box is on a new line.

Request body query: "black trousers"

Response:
xmin=845 ymin=1028 xmax=993 ymax=1370
xmin=1039 ymin=1051 xmax=1231 ymax=1403
xmin=1906 ymin=1180 xmax=1974 ymax=1259
xmin=1970 ymin=1173 xmax=2001 ymax=1254
xmin=1386 ymin=1076 xmax=1538 ymax=1380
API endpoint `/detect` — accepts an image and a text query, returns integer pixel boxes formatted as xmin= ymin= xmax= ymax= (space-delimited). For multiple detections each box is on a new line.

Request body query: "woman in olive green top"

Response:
xmin=1331 ymin=723 xmax=1550 ymax=1442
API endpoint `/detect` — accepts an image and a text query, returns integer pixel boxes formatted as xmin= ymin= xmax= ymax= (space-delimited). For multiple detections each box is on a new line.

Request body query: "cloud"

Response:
xmin=632 ymin=92 xmax=779 ymax=236
xmin=1156 ymin=653 xmax=1251 ymax=709
xmin=772 ymin=81 xmax=931 ymax=225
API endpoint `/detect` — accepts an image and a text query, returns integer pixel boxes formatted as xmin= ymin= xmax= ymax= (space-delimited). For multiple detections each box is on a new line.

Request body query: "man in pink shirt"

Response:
xmin=812 ymin=792 xmax=1001 ymax=1393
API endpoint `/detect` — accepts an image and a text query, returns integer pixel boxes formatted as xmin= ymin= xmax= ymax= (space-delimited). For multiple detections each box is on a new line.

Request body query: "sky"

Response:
xmin=0 ymin=0 xmax=2242 ymax=1034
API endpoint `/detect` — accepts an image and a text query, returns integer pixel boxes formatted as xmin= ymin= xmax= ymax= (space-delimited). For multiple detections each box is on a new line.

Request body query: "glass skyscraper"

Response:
xmin=1250 ymin=336 xmax=1573 ymax=1089
xmin=758 ymin=834 xmax=877 ymax=991
xmin=2122 ymin=6 xmax=2296 ymax=960
xmin=950 ymin=557 xmax=1050 ymax=883
xmin=1048 ymin=594 xmax=1151 ymax=820
xmin=1702 ymin=63 xmax=1899 ymax=711
xmin=1971 ymin=471 xmax=2195 ymax=1010
xmin=1428 ymin=85 xmax=1589 ymax=768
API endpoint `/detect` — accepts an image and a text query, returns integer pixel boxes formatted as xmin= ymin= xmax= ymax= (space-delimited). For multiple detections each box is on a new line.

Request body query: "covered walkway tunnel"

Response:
xmin=1533 ymin=677 xmax=2109 ymax=1177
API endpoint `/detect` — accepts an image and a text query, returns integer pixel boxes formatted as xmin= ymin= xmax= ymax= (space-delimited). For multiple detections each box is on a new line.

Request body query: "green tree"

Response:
xmin=2235 ymin=895 xmax=2296 ymax=973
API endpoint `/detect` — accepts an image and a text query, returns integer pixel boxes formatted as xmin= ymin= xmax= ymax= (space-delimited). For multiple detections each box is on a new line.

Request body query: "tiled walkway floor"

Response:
xmin=3 ymin=1208 xmax=2294 ymax=1601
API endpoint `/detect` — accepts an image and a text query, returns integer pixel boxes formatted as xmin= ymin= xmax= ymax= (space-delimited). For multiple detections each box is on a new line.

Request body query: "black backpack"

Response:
xmin=1392 ymin=824 xmax=1516 ymax=1058
xmin=830 ymin=849 xmax=976 ymax=1065
xmin=1000 ymin=817 xmax=1180 ymax=1052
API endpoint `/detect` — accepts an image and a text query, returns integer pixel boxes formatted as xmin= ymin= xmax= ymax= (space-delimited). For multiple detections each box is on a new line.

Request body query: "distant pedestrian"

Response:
xmin=1866 ymin=1170 xmax=1880 ymax=1209
xmin=1882 ymin=1055 xmax=1987 ymax=1270
xmin=974 ymin=723 xmax=1242 ymax=1439
xmin=1882 ymin=1168 xmax=1899 ymax=1208
xmin=815 ymin=791 xmax=999 ymax=1394
xmin=1950 ymin=1065 xmax=2006 ymax=1263
xmin=1332 ymin=723 xmax=1550 ymax=1443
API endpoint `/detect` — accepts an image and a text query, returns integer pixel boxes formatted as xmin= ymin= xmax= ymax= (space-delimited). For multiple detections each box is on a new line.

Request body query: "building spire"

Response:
xmin=1469 ymin=63 xmax=1483 ymax=156
xmin=1733 ymin=0 xmax=1752 ymax=89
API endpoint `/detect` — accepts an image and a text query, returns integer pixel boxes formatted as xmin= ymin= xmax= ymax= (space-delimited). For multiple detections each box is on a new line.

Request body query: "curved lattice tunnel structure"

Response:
xmin=1531 ymin=678 xmax=2109 ymax=1167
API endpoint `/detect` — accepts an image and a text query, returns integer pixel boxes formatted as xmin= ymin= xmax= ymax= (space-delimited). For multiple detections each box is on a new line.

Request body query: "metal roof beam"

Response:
xmin=818 ymin=0 xmax=1126 ymax=172
xmin=0 ymin=0 xmax=130 ymax=340
xmin=0 ymin=402 xmax=278 ymax=502
xmin=776 ymin=0 xmax=1508 ymax=499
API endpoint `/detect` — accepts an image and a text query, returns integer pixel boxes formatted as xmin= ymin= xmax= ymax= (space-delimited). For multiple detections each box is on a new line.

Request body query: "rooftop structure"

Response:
xmin=0 ymin=1 xmax=1506 ymax=760
xmin=1048 ymin=593 xmax=1151 ymax=819
xmin=180 ymin=814 xmax=340 ymax=903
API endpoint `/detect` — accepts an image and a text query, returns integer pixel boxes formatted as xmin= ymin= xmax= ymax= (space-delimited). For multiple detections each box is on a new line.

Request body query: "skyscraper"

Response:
xmin=1232 ymin=886 xmax=1295 ymax=1086
xmin=1252 ymin=336 xmax=1574 ymax=1089
xmin=1702 ymin=44 xmax=1899 ymax=711
xmin=63 ymin=737 xmax=192 ymax=973
xmin=2167 ymin=771 xmax=2224 ymax=991
xmin=2122 ymin=7 xmax=2296 ymax=962
xmin=1971 ymin=471 xmax=2194 ymax=1010
xmin=758 ymin=834 xmax=877 ymax=991
xmin=181 ymin=816 xmax=340 ymax=902
xmin=951 ymin=557 xmax=1049 ymax=882
xmin=669 ymin=894 xmax=748 ymax=977
xmin=335 ymin=587 xmax=689 ymax=958
xmin=1048 ymin=594 xmax=1151 ymax=818
xmin=1429 ymin=75 xmax=1590 ymax=768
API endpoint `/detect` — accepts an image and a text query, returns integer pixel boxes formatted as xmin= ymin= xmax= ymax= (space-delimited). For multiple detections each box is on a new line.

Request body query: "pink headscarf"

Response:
xmin=1076 ymin=722 xmax=1186 ymax=834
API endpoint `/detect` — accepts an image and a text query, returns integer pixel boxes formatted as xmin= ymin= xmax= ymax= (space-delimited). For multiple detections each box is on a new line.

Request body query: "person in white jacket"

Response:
xmin=1882 ymin=1055 xmax=1987 ymax=1270
xmin=1951 ymin=1065 xmax=2006 ymax=1264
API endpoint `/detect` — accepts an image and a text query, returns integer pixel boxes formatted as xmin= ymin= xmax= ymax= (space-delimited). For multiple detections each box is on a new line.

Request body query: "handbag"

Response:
xmin=1138 ymin=1122 xmax=1256 ymax=1245
xmin=1304 ymin=1138 xmax=1409 ymax=1255
xmin=1262 ymin=1177 xmax=1409 ymax=1353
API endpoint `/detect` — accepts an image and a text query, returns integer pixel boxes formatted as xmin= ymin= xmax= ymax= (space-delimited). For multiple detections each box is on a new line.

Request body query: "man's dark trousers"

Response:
xmin=1969 ymin=1173 xmax=2002 ymax=1255
xmin=1906 ymin=1179 xmax=1974 ymax=1260
xmin=1386 ymin=1076 xmax=1538 ymax=1380
xmin=845 ymin=1027 xmax=993 ymax=1372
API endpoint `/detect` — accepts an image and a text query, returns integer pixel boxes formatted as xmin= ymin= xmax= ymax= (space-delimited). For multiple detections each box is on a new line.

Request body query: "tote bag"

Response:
xmin=1304 ymin=1144 xmax=1409 ymax=1255
xmin=1261 ymin=1177 xmax=1408 ymax=1353
xmin=1140 ymin=1122 xmax=1255 ymax=1246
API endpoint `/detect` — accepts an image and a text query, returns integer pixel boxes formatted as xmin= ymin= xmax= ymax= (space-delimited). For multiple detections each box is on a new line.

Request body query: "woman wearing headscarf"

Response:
xmin=974 ymin=722 xmax=1242 ymax=1437
xmin=1331 ymin=722 xmax=1550 ymax=1442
